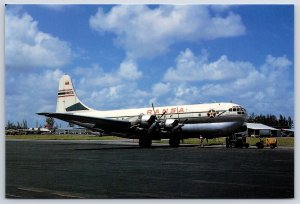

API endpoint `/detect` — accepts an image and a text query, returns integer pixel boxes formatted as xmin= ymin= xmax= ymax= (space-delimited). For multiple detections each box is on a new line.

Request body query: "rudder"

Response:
xmin=56 ymin=75 xmax=91 ymax=113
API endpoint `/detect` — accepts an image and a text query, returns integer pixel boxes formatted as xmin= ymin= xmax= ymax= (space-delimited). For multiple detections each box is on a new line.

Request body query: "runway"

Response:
xmin=6 ymin=140 xmax=294 ymax=198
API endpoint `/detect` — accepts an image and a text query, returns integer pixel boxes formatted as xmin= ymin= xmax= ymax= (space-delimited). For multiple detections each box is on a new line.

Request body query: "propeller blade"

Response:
xmin=182 ymin=118 xmax=188 ymax=125
xmin=159 ymin=111 xmax=167 ymax=120
xmin=152 ymin=103 xmax=155 ymax=115
xmin=217 ymin=111 xmax=226 ymax=117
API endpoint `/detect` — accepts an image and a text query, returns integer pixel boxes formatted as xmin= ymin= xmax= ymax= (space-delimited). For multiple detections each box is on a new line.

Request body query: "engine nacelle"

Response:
xmin=163 ymin=119 xmax=179 ymax=129
xmin=140 ymin=114 xmax=156 ymax=127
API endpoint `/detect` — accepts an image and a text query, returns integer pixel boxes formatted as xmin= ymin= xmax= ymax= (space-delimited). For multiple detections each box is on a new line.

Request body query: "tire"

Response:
xmin=226 ymin=138 xmax=230 ymax=148
xmin=256 ymin=142 xmax=264 ymax=149
xmin=169 ymin=137 xmax=180 ymax=147
xmin=236 ymin=139 xmax=243 ymax=148
xmin=139 ymin=136 xmax=152 ymax=148
xmin=244 ymin=143 xmax=249 ymax=148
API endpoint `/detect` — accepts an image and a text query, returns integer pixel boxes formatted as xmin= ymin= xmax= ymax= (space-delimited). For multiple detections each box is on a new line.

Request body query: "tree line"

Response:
xmin=6 ymin=120 xmax=28 ymax=130
xmin=5 ymin=117 xmax=56 ymax=130
xmin=247 ymin=113 xmax=293 ymax=129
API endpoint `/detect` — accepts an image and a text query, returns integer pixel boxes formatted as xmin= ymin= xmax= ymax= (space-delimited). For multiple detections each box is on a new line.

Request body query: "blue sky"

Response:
xmin=5 ymin=4 xmax=294 ymax=128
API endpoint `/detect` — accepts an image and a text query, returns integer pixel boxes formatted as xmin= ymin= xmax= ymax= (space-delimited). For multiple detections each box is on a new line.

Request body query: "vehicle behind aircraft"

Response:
xmin=38 ymin=75 xmax=247 ymax=147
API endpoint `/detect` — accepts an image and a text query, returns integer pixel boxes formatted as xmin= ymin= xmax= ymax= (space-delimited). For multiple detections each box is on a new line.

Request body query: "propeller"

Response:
xmin=148 ymin=103 xmax=166 ymax=134
xmin=170 ymin=108 xmax=188 ymax=144
xmin=172 ymin=118 xmax=188 ymax=132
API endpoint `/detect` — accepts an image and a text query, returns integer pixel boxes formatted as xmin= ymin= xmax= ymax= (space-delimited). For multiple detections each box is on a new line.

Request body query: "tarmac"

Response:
xmin=5 ymin=140 xmax=294 ymax=199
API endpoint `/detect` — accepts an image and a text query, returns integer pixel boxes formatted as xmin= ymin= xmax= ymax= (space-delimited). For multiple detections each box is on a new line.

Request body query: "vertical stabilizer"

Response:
xmin=56 ymin=75 xmax=91 ymax=113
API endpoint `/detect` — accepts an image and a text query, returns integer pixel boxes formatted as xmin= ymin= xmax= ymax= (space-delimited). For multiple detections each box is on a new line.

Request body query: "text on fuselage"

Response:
xmin=147 ymin=108 xmax=185 ymax=115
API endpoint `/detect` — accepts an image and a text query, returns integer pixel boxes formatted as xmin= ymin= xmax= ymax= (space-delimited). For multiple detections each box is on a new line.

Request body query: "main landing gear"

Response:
xmin=138 ymin=133 xmax=182 ymax=148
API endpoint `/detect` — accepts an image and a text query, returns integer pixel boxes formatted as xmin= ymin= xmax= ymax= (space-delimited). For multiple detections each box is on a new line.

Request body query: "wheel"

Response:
xmin=139 ymin=136 xmax=152 ymax=148
xmin=169 ymin=137 xmax=180 ymax=147
xmin=244 ymin=143 xmax=249 ymax=148
xmin=256 ymin=142 xmax=264 ymax=149
xmin=236 ymin=139 xmax=243 ymax=148
xmin=226 ymin=137 xmax=230 ymax=148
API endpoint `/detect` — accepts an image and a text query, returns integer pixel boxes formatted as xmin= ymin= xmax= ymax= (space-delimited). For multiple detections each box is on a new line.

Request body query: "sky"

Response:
xmin=4 ymin=4 xmax=294 ymax=128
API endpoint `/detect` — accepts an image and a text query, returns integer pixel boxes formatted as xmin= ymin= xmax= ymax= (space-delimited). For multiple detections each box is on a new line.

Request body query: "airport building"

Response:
xmin=246 ymin=123 xmax=281 ymax=137
xmin=55 ymin=128 xmax=89 ymax=135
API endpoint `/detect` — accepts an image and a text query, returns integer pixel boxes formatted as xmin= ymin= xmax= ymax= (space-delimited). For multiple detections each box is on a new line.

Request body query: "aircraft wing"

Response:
xmin=37 ymin=112 xmax=132 ymax=132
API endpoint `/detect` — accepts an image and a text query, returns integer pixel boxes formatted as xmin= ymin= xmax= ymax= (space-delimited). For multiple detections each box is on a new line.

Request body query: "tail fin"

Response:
xmin=56 ymin=75 xmax=92 ymax=113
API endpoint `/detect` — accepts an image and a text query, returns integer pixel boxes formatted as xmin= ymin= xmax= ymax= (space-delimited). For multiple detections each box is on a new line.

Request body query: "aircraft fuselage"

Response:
xmin=69 ymin=102 xmax=247 ymax=139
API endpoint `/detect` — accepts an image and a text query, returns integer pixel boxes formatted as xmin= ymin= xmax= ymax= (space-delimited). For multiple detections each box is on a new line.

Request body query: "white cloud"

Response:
xmin=73 ymin=59 xmax=142 ymax=89
xmin=70 ymin=60 xmax=146 ymax=110
xmin=81 ymin=83 xmax=150 ymax=110
xmin=152 ymin=82 xmax=171 ymax=96
xmin=74 ymin=49 xmax=292 ymax=118
xmin=118 ymin=60 xmax=142 ymax=80
xmin=89 ymin=5 xmax=245 ymax=59
xmin=5 ymin=10 xmax=72 ymax=70
xmin=265 ymin=55 xmax=292 ymax=68
xmin=74 ymin=64 xmax=119 ymax=88
xmin=161 ymin=49 xmax=293 ymax=117
xmin=164 ymin=48 xmax=255 ymax=82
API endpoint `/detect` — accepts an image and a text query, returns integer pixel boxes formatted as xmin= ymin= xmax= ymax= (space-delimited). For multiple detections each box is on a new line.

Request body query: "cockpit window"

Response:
xmin=228 ymin=106 xmax=247 ymax=115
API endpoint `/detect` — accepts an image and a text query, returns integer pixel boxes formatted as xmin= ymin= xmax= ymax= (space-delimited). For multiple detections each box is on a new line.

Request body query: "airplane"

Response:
xmin=5 ymin=127 xmax=51 ymax=135
xmin=25 ymin=127 xmax=51 ymax=135
xmin=38 ymin=75 xmax=248 ymax=148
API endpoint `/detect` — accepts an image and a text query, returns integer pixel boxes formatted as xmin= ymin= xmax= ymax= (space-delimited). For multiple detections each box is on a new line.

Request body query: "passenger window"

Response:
xmin=233 ymin=108 xmax=237 ymax=111
xmin=229 ymin=108 xmax=232 ymax=112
